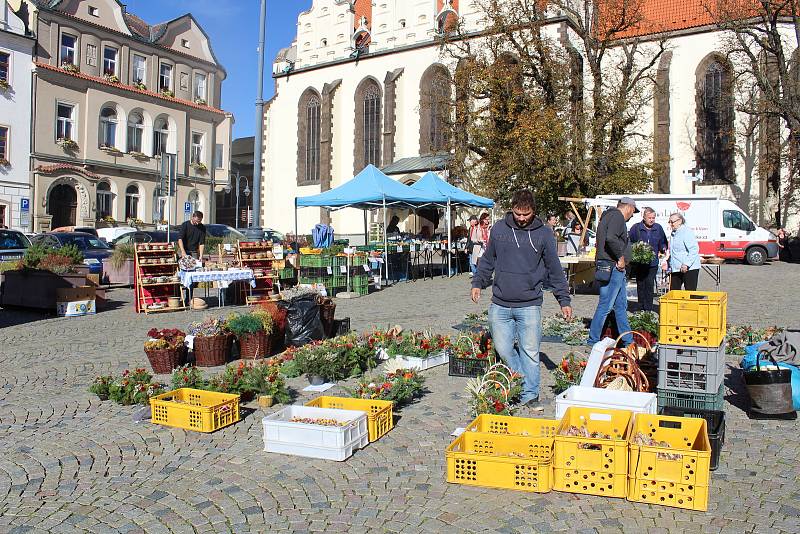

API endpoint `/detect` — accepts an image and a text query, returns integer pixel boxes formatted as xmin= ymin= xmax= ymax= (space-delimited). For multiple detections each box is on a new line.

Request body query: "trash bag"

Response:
xmin=742 ymin=342 xmax=800 ymax=410
xmin=743 ymin=351 xmax=797 ymax=419
xmin=278 ymin=295 xmax=325 ymax=347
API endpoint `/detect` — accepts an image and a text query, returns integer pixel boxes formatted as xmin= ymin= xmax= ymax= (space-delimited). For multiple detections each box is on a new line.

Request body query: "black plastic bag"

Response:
xmin=278 ymin=295 xmax=325 ymax=347
xmin=744 ymin=352 xmax=797 ymax=419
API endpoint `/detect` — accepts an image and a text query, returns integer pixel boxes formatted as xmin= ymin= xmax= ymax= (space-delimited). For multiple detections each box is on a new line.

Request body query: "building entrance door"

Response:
xmin=48 ymin=183 xmax=78 ymax=228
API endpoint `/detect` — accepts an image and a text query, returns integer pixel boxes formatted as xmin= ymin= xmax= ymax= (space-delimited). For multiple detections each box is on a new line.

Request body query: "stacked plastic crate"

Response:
xmin=656 ymin=290 xmax=727 ymax=470
xmin=298 ymin=254 xmax=332 ymax=287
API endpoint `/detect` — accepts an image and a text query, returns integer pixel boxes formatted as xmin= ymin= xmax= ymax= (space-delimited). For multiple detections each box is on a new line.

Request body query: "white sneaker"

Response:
xmin=468 ymin=272 xmax=474 ymax=277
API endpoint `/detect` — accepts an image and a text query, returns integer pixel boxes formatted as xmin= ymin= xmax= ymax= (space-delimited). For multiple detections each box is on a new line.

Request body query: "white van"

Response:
xmin=595 ymin=194 xmax=779 ymax=265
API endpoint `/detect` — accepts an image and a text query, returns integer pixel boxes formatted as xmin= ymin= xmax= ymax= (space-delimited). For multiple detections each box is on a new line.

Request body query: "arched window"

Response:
xmin=188 ymin=189 xmax=202 ymax=214
xmin=297 ymin=88 xmax=322 ymax=185
xmin=152 ymin=189 xmax=167 ymax=223
xmin=153 ymin=117 xmax=169 ymax=154
xmin=127 ymin=112 xmax=144 ymax=153
xmin=354 ymin=78 xmax=382 ymax=173
xmin=99 ymin=107 xmax=117 ymax=148
xmin=125 ymin=184 xmax=139 ymax=220
xmin=420 ymin=65 xmax=452 ymax=155
xmin=696 ymin=58 xmax=734 ymax=184
xmin=96 ymin=181 xmax=112 ymax=220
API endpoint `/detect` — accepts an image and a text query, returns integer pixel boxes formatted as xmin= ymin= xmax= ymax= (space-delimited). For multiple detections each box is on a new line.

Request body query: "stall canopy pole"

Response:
xmin=294 ymin=200 xmax=298 ymax=250
xmin=382 ymin=197 xmax=389 ymax=283
xmin=363 ymin=210 xmax=368 ymax=246
xmin=447 ymin=198 xmax=452 ymax=277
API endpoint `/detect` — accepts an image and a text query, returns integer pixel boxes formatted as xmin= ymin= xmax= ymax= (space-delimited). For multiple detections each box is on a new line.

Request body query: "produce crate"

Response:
xmin=657 ymin=342 xmax=726 ymax=394
xmin=350 ymin=255 xmax=368 ymax=266
xmin=305 ymin=396 xmax=393 ymax=442
xmin=299 ymin=255 xmax=332 ymax=268
xmin=658 ymin=290 xmax=727 ymax=347
xmin=626 ymin=413 xmax=711 ymax=511
xmin=262 ymin=405 xmax=368 ymax=461
xmin=555 ymin=386 xmax=657 ymax=419
xmin=332 ymin=255 xmax=348 ymax=267
xmin=446 ymin=432 xmax=553 ymax=493
xmin=659 ymin=407 xmax=725 ymax=471
xmin=465 ymin=415 xmax=558 ymax=458
xmin=657 ymin=383 xmax=725 ymax=412
xmin=299 ymin=266 xmax=330 ymax=277
xmin=449 ymin=355 xmax=492 ymax=377
xmin=150 ymin=388 xmax=240 ymax=433
xmin=553 ymin=407 xmax=633 ymax=498
xmin=279 ymin=267 xmax=296 ymax=279
xmin=329 ymin=275 xmax=346 ymax=289
xmin=299 ymin=275 xmax=328 ymax=286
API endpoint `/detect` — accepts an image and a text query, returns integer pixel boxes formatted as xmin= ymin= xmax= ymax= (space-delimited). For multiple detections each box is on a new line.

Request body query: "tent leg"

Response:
xmin=294 ymin=203 xmax=298 ymax=250
xmin=382 ymin=199 xmax=389 ymax=284
xmin=363 ymin=210 xmax=368 ymax=246
xmin=447 ymin=200 xmax=452 ymax=278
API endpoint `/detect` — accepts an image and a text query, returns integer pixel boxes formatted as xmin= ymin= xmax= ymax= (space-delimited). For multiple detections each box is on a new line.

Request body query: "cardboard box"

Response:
xmin=57 ymin=299 xmax=96 ymax=317
xmin=56 ymin=286 xmax=96 ymax=302
xmin=86 ymin=273 xmax=101 ymax=286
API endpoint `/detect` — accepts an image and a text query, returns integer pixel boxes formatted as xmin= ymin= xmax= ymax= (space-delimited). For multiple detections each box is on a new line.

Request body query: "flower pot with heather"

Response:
xmin=144 ymin=328 xmax=186 ymax=374
xmin=189 ymin=316 xmax=231 ymax=367
xmin=227 ymin=311 xmax=273 ymax=359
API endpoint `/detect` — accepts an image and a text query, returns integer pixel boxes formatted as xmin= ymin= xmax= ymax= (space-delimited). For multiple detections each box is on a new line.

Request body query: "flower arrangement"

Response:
xmin=451 ymin=332 xmax=493 ymax=360
xmin=191 ymin=162 xmax=208 ymax=173
xmin=170 ymin=361 xmax=292 ymax=403
xmin=466 ymin=364 xmax=523 ymax=416
xmin=225 ymin=312 xmax=264 ymax=336
xmin=631 ymin=241 xmax=656 ymax=264
xmin=348 ymin=365 xmax=425 ymax=407
xmin=88 ymin=375 xmax=114 ymax=400
xmin=0 ymin=158 xmax=9 ymax=167
xmin=171 ymin=365 xmax=207 ymax=390
xmin=459 ymin=311 xmax=489 ymax=331
xmin=188 ymin=316 xmax=227 ymax=338
xmin=249 ymin=308 xmax=275 ymax=335
xmin=368 ymin=328 xmax=451 ymax=359
xmin=61 ymin=62 xmax=79 ymax=73
xmin=134 ymin=81 xmax=147 ymax=91
xmin=57 ymin=137 xmax=79 ymax=150
xmin=101 ymin=215 xmax=116 ymax=223
xmin=100 ymin=144 xmax=122 ymax=154
xmin=0 ymin=79 xmax=10 ymax=90
xmin=542 ymin=313 xmax=589 ymax=345
xmin=128 ymin=151 xmax=149 ymax=159
xmin=90 ymin=368 xmax=164 ymax=405
xmin=145 ymin=328 xmax=186 ymax=351
xmin=127 ymin=217 xmax=144 ymax=227
xmin=19 ymin=242 xmax=83 ymax=273
xmin=288 ymin=333 xmax=377 ymax=381
xmin=628 ymin=311 xmax=659 ymax=344
xmin=552 ymin=352 xmax=588 ymax=394
xmin=194 ymin=98 xmax=207 ymax=105
xmin=103 ymin=73 xmax=120 ymax=83
xmin=161 ymin=89 xmax=175 ymax=98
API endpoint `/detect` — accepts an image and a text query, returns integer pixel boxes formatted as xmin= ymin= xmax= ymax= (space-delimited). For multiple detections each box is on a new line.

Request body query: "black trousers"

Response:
xmin=670 ymin=269 xmax=699 ymax=291
xmin=634 ymin=264 xmax=659 ymax=311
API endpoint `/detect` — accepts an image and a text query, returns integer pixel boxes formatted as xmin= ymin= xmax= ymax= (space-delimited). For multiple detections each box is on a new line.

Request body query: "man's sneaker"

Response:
xmin=524 ymin=397 xmax=545 ymax=412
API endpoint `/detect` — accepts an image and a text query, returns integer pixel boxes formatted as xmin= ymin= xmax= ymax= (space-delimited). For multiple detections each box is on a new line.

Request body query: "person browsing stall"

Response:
xmin=667 ymin=212 xmax=701 ymax=290
xmin=178 ymin=210 xmax=207 ymax=259
xmin=628 ymin=207 xmax=668 ymax=312
xmin=471 ymin=190 xmax=572 ymax=410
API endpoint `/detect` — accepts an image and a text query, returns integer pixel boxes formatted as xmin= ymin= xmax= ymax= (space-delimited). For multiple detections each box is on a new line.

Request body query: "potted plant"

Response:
xmin=552 ymin=352 xmax=588 ymax=394
xmin=61 ymin=62 xmax=79 ymax=73
xmin=302 ymin=349 xmax=335 ymax=385
xmin=161 ymin=89 xmax=175 ymax=98
xmin=88 ymin=375 xmax=114 ymax=400
xmin=144 ymin=328 xmax=186 ymax=374
xmin=628 ymin=311 xmax=660 ymax=345
xmin=244 ymin=361 xmax=291 ymax=406
xmin=189 ymin=316 xmax=231 ymax=367
xmin=103 ymin=243 xmax=135 ymax=285
xmin=630 ymin=241 xmax=656 ymax=265
xmin=466 ymin=364 xmax=523 ymax=416
xmin=56 ymin=137 xmax=79 ymax=150
xmin=107 ymin=368 xmax=164 ymax=405
xmin=227 ymin=312 xmax=269 ymax=359
xmin=191 ymin=162 xmax=208 ymax=174
xmin=348 ymin=363 xmax=426 ymax=407
xmin=128 ymin=151 xmax=149 ymax=160
xmin=449 ymin=332 xmax=494 ymax=377
xmin=171 ymin=365 xmax=207 ymax=390
xmin=194 ymin=97 xmax=207 ymax=106
xmin=1 ymin=243 xmax=88 ymax=309
xmin=103 ymin=73 xmax=120 ymax=83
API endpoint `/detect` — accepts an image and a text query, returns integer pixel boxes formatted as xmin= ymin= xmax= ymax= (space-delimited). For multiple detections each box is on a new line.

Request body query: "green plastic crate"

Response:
xmin=350 ymin=255 xmax=368 ymax=266
xmin=657 ymin=383 xmax=725 ymax=412
xmin=299 ymin=255 xmax=332 ymax=268
xmin=332 ymin=256 xmax=348 ymax=267
xmin=299 ymin=275 xmax=327 ymax=285
xmin=279 ymin=267 xmax=296 ymax=279
xmin=330 ymin=275 xmax=346 ymax=288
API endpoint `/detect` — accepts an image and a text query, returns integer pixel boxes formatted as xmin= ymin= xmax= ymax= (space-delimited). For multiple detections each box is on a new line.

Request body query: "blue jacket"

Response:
xmin=669 ymin=225 xmax=701 ymax=271
xmin=629 ymin=221 xmax=668 ymax=266
xmin=472 ymin=213 xmax=571 ymax=308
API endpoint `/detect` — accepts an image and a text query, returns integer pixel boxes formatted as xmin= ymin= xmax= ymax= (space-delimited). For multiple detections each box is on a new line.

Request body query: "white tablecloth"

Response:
xmin=179 ymin=268 xmax=256 ymax=289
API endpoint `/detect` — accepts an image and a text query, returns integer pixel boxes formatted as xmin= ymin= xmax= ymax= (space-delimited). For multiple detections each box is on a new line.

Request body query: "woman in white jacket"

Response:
xmin=667 ymin=212 xmax=701 ymax=290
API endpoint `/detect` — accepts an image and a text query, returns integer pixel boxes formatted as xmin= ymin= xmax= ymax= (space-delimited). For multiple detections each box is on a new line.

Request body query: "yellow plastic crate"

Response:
xmin=446 ymin=432 xmax=552 ymax=493
xmin=465 ymin=414 xmax=559 ymax=440
xmin=659 ymin=291 xmax=727 ymax=347
xmin=553 ymin=407 xmax=633 ymax=498
xmin=150 ymin=388 xmax=240 ymax=433
xmin=627 ymin=413 xmax=711 ymax=511
xmin=305 ymin=396 xmax=393 ymax=442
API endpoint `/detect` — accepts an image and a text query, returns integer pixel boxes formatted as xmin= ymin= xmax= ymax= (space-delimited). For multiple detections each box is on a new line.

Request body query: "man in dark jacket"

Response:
xmin=587 ymin=197 xmax=638 ymax=345
xmin=628 ymin=207 xmax=668 ymax=312
xmin=471 ymin=190 xmax=572 ymax=408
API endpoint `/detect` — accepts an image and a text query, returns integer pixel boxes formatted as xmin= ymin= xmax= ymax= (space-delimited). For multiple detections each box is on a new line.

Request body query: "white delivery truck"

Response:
xmin=594 ymin=194 xmax=779 ymax=265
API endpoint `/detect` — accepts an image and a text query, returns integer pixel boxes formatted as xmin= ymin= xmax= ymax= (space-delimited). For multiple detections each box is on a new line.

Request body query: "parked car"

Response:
xmin=30 ymin=232 xmax=112 ymax=274
xmin=237 ymin=227 xmax=285 ymax=242
xmin=110 ymin=231 xmax=179 ymax=247
xmin=51 ymin=226 xmax=100 ymax=237
xmin=205 ymin=224 xmax=246 ymax=241
xmin=0 ymin=229 xmax=31 ymax=262
xmin=97 ymin=226 xmax=137 ymax=243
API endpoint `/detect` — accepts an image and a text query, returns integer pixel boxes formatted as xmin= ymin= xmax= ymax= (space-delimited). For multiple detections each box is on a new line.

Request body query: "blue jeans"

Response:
xmin=588 ymin=268 xmax=633 ymax=345
xmin=488 ymin=302 xmax=542 ymax=404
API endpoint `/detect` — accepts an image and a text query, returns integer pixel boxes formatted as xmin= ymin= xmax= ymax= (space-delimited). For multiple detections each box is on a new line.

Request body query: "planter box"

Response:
xmin=377 ymin=348 xmax=449 ymax=371
xmin=102 ymin=258 xmax=135 ymax=286
xmin=1 ymin=270 xmax=88 ymax=310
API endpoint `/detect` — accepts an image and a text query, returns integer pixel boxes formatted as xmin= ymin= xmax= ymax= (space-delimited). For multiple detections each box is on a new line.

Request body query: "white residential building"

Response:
xmin=0 ymin=0 xmax=34 ymax=230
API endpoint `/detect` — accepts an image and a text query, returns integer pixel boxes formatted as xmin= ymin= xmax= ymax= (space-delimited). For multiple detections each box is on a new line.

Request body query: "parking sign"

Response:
xmin=184 ymin=202 xmax=192 ymax=214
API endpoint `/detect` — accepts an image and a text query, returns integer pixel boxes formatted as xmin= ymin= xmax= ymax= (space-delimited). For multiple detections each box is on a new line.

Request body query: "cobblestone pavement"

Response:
xmin=0 ymin=262 xmax=798 ymax=533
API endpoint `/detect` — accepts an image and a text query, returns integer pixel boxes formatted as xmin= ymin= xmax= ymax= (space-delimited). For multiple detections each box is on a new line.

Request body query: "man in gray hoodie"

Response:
xmin=471 ymin=190 xmax=573 ymax=408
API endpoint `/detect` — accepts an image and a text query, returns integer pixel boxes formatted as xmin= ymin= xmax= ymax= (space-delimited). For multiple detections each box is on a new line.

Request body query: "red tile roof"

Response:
xmin=35 ymin=62 xmax=226 ymax=115
xmin=35 ymin=164 xmax=101 ymax=180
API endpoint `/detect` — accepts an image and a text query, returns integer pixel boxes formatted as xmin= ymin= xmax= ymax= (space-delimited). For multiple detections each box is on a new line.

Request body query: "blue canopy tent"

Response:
xmin=295 ymin=165 xmax=445 ymax=282
xmin=410 ymin=171 xmax=495 ymax=276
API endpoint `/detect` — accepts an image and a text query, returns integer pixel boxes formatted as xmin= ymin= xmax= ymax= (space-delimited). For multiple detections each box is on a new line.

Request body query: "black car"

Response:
xmin=205 ymin=224 xmax=246 ymax=240
xmin=0 ymin=229 xmax=31 ymax=263
xmin=30 ymin=232 xmax=112 ymax=274
xmin=237 ymin=227 xmax=284 ymax=242
xmin=110 ymin=231 xmax=178 ymax=247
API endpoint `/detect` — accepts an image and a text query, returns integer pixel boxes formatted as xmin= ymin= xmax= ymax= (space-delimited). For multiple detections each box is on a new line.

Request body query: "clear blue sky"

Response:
xmin=125 ymin=0 xmax=309 ymax=140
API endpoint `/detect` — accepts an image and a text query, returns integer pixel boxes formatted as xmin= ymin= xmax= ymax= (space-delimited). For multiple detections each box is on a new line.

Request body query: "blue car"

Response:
xmin=30 ymin=232 xmax=113 ymax=274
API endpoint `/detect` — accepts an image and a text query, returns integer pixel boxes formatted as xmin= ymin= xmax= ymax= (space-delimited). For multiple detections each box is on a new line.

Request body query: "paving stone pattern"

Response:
xmin=0 ymin=262 xmax=798 ymax=533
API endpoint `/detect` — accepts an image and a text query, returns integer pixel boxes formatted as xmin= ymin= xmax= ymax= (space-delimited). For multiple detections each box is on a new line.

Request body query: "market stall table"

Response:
xmin=179 ymin=268 xmax=257 ymax=307
xmin=559 ymin=255 xmax=596 ymax=293
xmin=701 ymin=260 xmax=722 ymax=290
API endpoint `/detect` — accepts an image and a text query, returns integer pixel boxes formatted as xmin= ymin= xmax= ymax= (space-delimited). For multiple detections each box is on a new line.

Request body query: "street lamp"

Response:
xmin=225 ymin=171 xmax=251 ymax=228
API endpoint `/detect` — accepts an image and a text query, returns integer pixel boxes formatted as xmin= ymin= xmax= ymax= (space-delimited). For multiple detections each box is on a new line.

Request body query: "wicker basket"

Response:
xmin=239 ymin=330 xmax=270 ymax=359
xmin=194 ymin=334 xmax=231 ymax=367
xmin=145 ymin=346 xmax=185 ymax=374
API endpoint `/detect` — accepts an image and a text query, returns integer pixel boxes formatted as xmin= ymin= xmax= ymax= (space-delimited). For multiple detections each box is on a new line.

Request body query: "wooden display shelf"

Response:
xmin=135 ymin=242 xmax=185 ymax=314
xmin=139 ymin=262 xmax=178 ymax=267
xmin=144 ymin=305 xmax=187 ymax=313
xmin=140 ymin=281 xmax=182 ymax=287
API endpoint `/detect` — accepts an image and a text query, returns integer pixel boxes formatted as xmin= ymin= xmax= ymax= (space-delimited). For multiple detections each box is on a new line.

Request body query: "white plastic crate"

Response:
xmin=377 ymin=350 xmax=449 ymax=371
xmin=555 ymin=385 xmax=657 ymax=418
xmin=265 ymin=432 xmax=369 ymax=461
xmin=262 ymin=405 xmax=368 ymax=451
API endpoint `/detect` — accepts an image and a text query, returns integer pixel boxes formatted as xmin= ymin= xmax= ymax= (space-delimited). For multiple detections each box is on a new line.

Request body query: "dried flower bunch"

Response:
xmin=145 ymin=328 xmax=186 ymax=351
xmin=188 ymin=316 xmax=227 ymax=338
xmin=552 ymin=352 xmax=588 ymax=394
